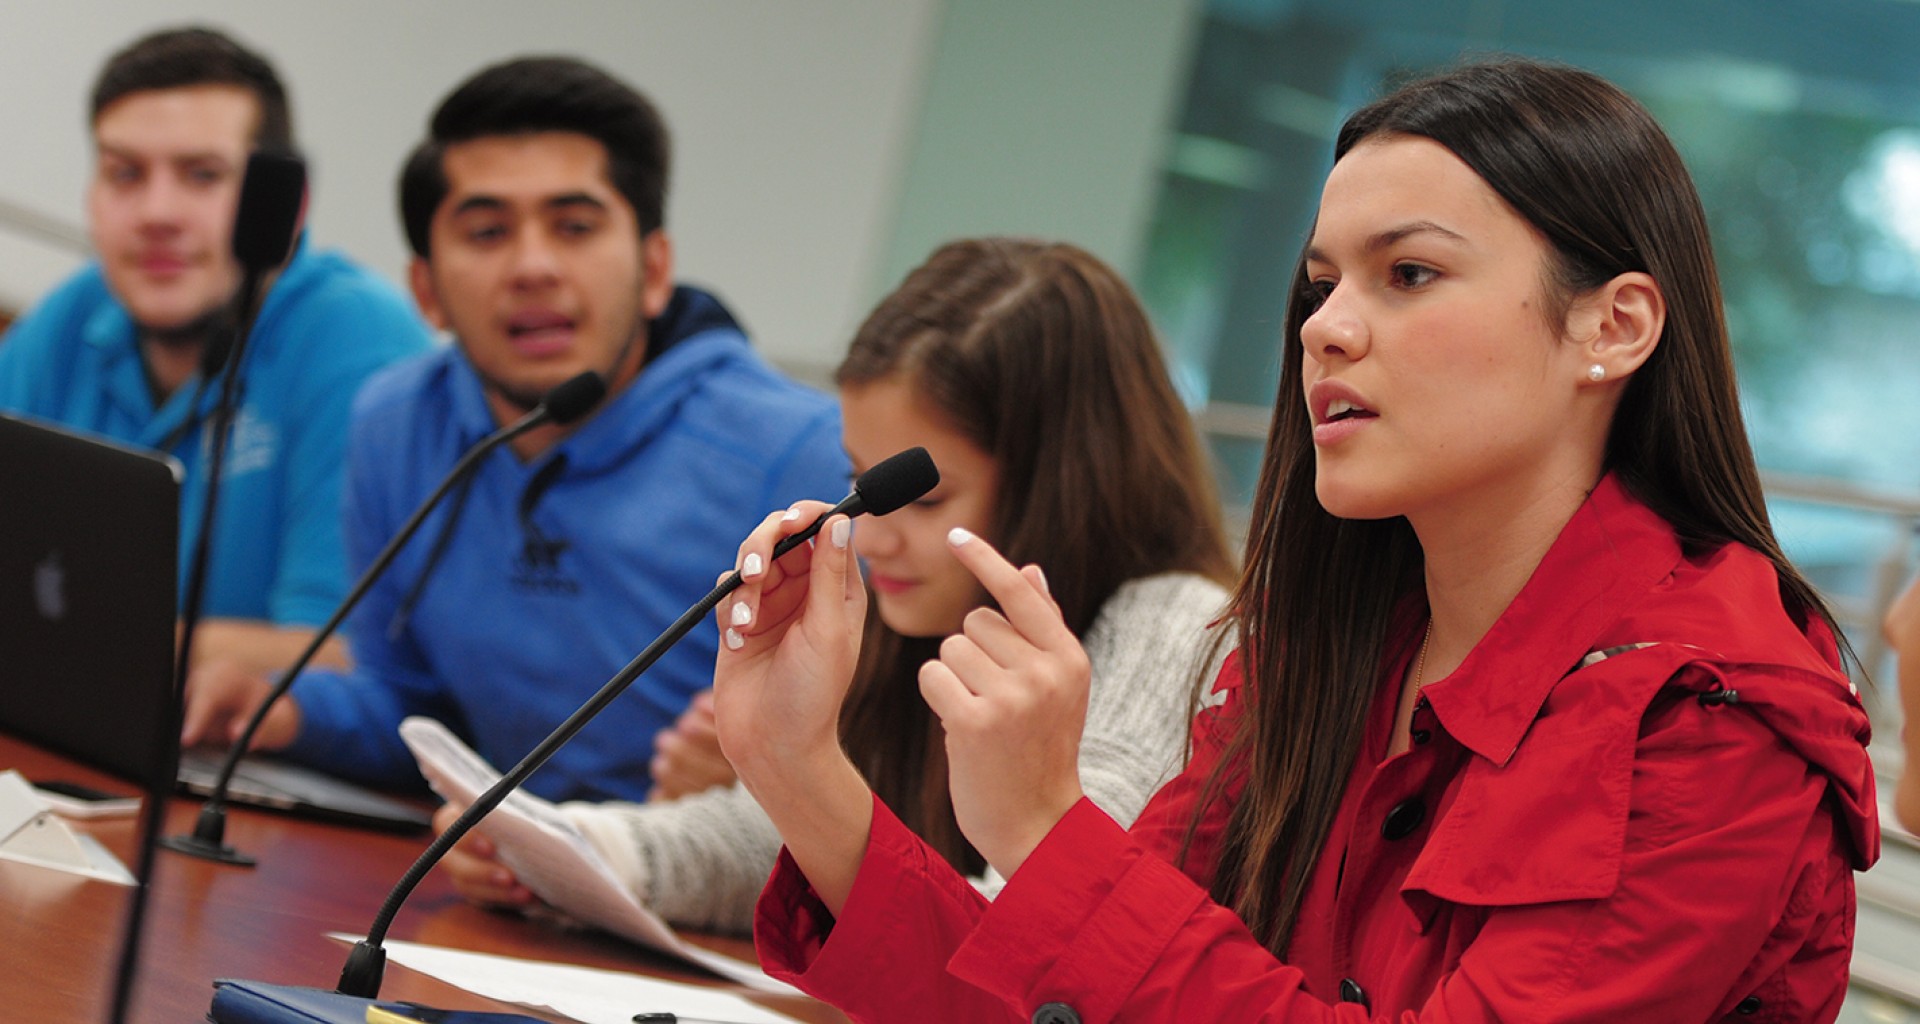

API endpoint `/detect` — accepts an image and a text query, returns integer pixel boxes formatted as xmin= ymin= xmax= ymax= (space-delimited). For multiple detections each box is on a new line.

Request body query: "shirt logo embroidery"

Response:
xmin=197 ymin=407 xmax=279 ymax=478
xmin=511 ymin=536 xmax=580 ymax=595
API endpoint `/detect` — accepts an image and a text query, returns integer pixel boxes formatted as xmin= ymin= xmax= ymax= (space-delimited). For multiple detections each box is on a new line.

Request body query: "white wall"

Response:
xmin=0 ymin=2 xmax=942 ymax=368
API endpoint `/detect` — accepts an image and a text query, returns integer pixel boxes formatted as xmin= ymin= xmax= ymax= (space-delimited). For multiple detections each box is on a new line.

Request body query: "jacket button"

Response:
xmin=1735 ymin=995 xmax=1762 ymax=1015
xmin=1032 ymin=1001 xmax=1081 ymax=1024
xmin=1381 ymin=797 xmax=1425 ymax=840
xmin=1410 ymin=727 xmax=1433 ymax=746
xmin=1339 ymin=978 xmax=1369 ymax=1009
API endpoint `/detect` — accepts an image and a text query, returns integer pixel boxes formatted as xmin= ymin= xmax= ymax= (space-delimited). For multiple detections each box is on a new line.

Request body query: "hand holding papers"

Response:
xmin=397 ymin=718 xmax=795 ymax=996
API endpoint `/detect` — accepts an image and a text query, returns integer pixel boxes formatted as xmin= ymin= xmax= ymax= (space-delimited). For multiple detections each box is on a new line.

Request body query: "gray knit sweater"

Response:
xmin=561 ymin=571 xmax=1231 ymax=936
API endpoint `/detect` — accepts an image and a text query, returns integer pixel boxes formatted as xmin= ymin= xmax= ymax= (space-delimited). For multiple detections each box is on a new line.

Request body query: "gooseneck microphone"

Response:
xmin=114 ymin=150 xmax=306 ymax=1024
xmin=333 ymin=446 xmax=939 ymax=999
xmin=176 ymin=151 xmax=307 ymax=719
xmin=163 ymin=370 xmax=608 ymax=866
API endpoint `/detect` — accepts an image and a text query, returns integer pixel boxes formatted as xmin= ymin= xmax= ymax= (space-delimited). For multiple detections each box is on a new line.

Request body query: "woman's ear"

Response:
xmin=1571 ymin=271 xmax=1663 ymax=385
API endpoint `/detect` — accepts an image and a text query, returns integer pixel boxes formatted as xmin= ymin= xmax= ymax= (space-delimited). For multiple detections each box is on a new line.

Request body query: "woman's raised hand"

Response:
xmin=919 ymin=528 xmax=1089 ymax=878
xmin=712 ymin=502 xmax=866 ymax=776
xmin=710 ymin=502 xmax=876 ymax=913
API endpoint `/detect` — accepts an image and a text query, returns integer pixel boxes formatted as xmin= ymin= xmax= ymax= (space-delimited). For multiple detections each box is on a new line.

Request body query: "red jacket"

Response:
xmin=756 ymin=476 xmax=1880 ymax=1023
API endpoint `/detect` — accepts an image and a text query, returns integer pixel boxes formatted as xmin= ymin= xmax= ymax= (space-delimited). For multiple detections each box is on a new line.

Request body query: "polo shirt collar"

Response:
xmin=77 ymin=237 xmax=317 ymax=449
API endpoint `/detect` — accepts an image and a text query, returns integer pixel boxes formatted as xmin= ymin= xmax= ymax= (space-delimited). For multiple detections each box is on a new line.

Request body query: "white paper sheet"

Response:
xmin=327 ymin=934 xmax=800 ymax=1024
xmin=397 ymin=717 xmax=797 ymax=996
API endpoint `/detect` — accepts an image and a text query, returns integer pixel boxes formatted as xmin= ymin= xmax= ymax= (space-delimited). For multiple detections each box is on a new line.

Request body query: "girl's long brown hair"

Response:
xmin=1200 ymin=59 xmax=1845 ymax=955
xmin=836 ymin=237 xmax=1235 ymax=871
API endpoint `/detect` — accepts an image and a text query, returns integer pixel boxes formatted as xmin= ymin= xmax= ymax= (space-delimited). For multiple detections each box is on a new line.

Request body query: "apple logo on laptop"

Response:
xmin=33 ymin=550 xmax=66 ymax=622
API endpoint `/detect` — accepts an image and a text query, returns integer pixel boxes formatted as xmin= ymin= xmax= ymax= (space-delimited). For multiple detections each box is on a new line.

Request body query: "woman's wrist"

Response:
xmin=978 ymin=784 xmax=1084 ymax=881
xmin=741 ymin=748 xmax=874 ymax=916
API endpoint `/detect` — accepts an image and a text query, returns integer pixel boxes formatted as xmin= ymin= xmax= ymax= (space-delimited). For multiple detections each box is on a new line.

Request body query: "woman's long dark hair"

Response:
xmin=1201 ymin=59 xmax=1844 ymax=955
xmin=836 ymin=238 xmax=1236 ymax=872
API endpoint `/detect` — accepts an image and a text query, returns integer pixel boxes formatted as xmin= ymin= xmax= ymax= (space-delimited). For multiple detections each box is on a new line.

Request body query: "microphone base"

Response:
xmin=159 ymin=832 xmax=257 ymax=867
xmin=336 ymin=940 xmax=387 ymax=998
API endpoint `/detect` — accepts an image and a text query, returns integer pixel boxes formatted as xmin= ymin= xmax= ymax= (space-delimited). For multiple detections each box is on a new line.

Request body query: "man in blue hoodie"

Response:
xmin=181 ymin=57 xmax=848 ymax=803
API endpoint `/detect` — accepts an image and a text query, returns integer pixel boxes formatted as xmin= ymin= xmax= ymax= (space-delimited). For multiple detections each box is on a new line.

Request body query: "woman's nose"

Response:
xmin=852 ymin=515 xmax=903 ymax=559
xmin=1300 ymin=286 xmax=1368 ymax=365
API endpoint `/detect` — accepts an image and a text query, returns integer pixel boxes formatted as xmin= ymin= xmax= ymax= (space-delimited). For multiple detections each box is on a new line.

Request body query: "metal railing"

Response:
xmin=0 ymin=197 xmax=89 ymax=256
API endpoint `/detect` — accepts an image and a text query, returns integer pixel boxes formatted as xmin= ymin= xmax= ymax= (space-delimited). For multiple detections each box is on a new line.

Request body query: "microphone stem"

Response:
xmin=341 ymin=494 xmax=856 ymax=997
xmin=173 ymin=271 xmax=262 ymax=695
xmin=121 ymin=266 xmax=265 ymax=1022
xmin=198 ymin=404 xmax=556 ymax=821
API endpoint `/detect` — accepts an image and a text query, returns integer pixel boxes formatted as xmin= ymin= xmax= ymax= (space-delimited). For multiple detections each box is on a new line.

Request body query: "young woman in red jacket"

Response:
xmin=713 ymin=59 xmax=1881 ymax=1022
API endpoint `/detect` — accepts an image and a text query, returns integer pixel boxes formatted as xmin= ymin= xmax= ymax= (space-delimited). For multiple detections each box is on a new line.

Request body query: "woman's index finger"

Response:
xmin=945 ymin=528 xmax=1071 ymax=644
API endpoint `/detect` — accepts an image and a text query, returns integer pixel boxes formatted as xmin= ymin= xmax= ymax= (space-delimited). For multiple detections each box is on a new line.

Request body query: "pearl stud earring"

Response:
xmin=1587 ymin=364 xmax=1606 ymax=382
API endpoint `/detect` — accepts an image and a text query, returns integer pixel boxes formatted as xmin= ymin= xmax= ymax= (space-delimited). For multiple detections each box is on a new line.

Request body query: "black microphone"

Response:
xmin=114 ymin=149 xmax=308 ymax=1024
xmin=233 ymin=152 xmax=306 ymax=271
xmin=333 ymin=447 xmax=939 ymax=999
xmin=163 ymin=371 xmax=608 ymax=866
xmin=200 ymin=151 xmax=306 ymax=379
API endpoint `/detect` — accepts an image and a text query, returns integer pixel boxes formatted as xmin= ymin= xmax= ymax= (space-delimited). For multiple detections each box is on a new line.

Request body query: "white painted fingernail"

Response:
xmin=724 ymin=627 xmax=744 ymax=651
xmin=1032 ymin=566 xmax=1049 ymax=595
xmin=831 ymin=518 xmax=851 ymax=549
xmin=948 ymin=527 xmax=975 ymax=547
xmin=730 ymin=601 xmax=753 ymax=627
xmin=782 ymin=507 xmax=802 ymax=522
xmin=742 ymin=553 xmax=764 ymax=578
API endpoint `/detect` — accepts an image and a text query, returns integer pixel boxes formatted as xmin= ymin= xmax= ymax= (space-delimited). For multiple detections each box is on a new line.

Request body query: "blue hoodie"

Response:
xmin=285 ymin=286 xmax=848 ymax=802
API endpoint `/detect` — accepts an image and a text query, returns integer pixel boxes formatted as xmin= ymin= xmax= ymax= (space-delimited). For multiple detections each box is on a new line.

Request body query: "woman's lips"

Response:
xmin=1312 ymin=413 xmax=1376 ymax=447
xmin=1306 ymin=379 xmax=1377 ymax=447
xmin=867 ymin=572 xmax=915 ymax=596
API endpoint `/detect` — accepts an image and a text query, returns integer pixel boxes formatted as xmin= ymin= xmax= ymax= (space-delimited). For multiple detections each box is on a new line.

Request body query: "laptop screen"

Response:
xmin=0 ymin=413 xmax=180 ymax=784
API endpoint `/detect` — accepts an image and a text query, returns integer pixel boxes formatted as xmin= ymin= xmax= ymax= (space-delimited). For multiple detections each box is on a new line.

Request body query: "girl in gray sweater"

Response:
xmin=436 ymin=238 xmax=1236 ymax=935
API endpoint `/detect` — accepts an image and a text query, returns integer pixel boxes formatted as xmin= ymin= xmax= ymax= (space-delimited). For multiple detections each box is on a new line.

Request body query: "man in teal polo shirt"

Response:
xmin=0 ymin=27 xmax=431 ymax=673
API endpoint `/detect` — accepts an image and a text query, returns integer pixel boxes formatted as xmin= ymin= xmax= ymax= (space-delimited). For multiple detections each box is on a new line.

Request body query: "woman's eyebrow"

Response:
xmin=1305 ymin=220 xmax=1469 ymax=264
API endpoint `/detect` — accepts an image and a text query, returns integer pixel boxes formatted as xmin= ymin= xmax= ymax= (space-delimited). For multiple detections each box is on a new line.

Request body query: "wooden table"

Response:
xmin=0 ymin=736 xmax=845 ymax=1023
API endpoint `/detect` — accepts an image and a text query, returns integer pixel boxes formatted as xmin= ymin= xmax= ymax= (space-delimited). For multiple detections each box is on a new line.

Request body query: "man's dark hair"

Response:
xmin=398 ymin=56 xmax=670 ymax=257
xmin=90 ymin=26 xmax=294 ymax=152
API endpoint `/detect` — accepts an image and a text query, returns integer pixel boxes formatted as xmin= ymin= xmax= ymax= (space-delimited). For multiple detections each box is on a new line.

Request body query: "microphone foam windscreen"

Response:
xmin=543 ymin=371 xmax=608 ymax=424
xmin=855 ymin=447 xmax=939 ymax=516
xmin=231 ymin=151 xmax=307 ymax=271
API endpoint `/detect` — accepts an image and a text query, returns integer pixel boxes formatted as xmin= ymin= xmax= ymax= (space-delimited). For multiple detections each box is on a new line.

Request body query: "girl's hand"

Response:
xmin=918 ymin=528 xmax=1089 ymax=877
xmin=647 ymin=690 xmax=736 ymax=801
xmin=710 ymin=502 xmax=876 ymax=914
xmin=711 ymin=502 xmax=867 ymax=781
xmin=431 ymin=800 xmax=535 ymax=909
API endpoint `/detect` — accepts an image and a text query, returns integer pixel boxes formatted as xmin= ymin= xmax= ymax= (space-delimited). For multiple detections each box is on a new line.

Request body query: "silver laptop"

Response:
xmin=0 ymin=413 xmax=428 ymax=833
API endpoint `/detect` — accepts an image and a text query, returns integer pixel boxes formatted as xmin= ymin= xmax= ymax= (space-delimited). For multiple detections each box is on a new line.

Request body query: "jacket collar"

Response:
xmin=1419 ymin=474 xmax=1681 ymax=767
xmin=443 ymin=283 xmax=751 ymax=477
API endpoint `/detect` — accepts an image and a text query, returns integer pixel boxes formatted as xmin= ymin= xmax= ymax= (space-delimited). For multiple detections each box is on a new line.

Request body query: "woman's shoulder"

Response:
xmin=1083 ymin=572 xmax=1235 ymax=682
xmin=1094 ymin=572 xmax=1232 ymax=627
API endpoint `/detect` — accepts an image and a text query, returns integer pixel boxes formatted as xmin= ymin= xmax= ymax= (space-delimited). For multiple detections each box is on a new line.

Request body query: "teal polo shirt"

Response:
xmin=0 ymin=240 xmax=434 ymax=624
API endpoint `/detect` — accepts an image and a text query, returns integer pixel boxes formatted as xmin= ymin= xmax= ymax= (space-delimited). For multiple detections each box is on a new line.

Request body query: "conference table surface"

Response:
xmin=0 ymin=735 xmax=846 ymax=1024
